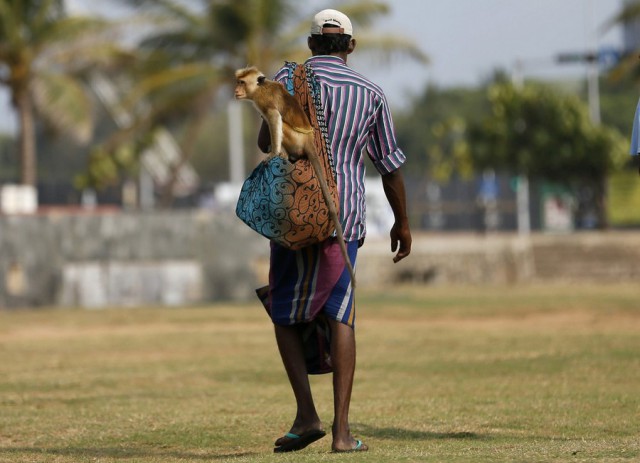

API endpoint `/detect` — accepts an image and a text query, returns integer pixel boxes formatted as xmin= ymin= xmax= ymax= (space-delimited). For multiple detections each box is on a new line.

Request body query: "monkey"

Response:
xmin=234 ymin=66 xmax=313 ymax=163
xmin=235 ymin=66 xmax=356 ymax=288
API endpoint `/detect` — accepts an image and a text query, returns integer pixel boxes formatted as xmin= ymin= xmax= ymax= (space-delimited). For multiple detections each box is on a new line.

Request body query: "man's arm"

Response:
xmin=381 ymin=168 xmax=412 ymax=263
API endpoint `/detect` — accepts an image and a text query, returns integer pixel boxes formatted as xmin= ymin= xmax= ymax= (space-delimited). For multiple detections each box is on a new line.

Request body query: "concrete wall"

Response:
xmin=2 ymin=211 xmax=639 ymax=309
xmin=358 ymin=234 xmax=535 ymax=286
xmin=0 ymin=211 xmax=268 ymax=308
xmin=358 ymin=231 xmax=640 ymax=285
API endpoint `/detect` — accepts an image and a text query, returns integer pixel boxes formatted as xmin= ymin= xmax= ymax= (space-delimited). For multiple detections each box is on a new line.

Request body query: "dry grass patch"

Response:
xmin=0 ymin=283 xmax=638 ymax=462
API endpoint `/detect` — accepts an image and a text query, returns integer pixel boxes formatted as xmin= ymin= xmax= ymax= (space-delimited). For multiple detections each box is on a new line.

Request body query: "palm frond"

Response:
xmin=601 ymin=2 xmax=640 ymax=32
xmin=32 ymin=72 xmax=93 ymax=143
xmin=123 ymin=62 xmax=221 ymax=114
xmin=338 ymin=2 xmax=391 ymax=29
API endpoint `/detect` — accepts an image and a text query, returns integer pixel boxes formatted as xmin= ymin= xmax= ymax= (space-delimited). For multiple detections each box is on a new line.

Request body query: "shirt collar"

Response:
xmin=305 ymin=55 xmax=347 ymax=66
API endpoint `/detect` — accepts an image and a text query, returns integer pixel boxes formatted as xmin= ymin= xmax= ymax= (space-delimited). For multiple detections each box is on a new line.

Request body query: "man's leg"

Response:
xmin=327 ymin=318 xmax=368 ymax=451
xmin=273 ymin=324 xmax=323 ymax=443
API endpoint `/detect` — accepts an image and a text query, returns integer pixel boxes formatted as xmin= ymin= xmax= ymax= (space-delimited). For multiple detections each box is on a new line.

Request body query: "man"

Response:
xmin=631 ymin=97 xmax=640 ymax=175
xmin=257 ymin=8 xmax=412 ymax=453
xmin=631 ymin=97 xmax=640 ymax=173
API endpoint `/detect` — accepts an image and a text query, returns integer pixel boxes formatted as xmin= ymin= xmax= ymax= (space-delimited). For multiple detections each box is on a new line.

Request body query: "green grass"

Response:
xmin=1 ymin=283 xmax=639 ymax=462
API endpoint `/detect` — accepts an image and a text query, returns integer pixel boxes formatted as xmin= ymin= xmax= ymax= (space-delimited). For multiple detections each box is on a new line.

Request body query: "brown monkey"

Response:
xmin=235 ymin=66 xmax=356 ymax=287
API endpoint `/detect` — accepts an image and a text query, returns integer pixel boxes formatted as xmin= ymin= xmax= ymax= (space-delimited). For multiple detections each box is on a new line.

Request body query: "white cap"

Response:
xmin=310 ymin=9 xmax=353 ymax=37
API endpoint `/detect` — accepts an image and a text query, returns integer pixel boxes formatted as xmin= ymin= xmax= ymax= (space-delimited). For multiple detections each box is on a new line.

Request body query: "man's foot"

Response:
xmin=331 ymin=438 xmax=369 ymax=453
xmin=274 ymin=419 xmax=324 ymax=447
xmin=273 ymin=429 xmax=326 ymax=453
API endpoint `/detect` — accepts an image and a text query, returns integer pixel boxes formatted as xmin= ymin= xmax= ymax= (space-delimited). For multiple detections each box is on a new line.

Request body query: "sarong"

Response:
xmin=256 ymin=239 xmax=358 ymax=375
xmin=265 ymin=238 xmax=357 ymax=326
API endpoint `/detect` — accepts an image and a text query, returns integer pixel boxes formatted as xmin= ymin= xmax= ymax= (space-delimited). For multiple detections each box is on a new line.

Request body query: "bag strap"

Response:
xmin=302 ymin=63 xmax=337 ymax=178
xmin=285 ymin=61 xmax=337 ymax=182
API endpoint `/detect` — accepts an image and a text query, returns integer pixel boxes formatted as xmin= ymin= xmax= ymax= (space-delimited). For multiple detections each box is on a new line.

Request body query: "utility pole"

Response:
xmin=511 ymin=59 xmax=530 ymax=236
xmin=227 ymin=101 xmax=245 ymax=184
xmin=555 ymin=0 xmax=620 ymax=230
xmin=556 ymin=51 xmax=602 ymax=125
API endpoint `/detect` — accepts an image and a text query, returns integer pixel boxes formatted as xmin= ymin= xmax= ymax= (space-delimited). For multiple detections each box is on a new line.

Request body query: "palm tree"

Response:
xmin=607 ymin=0 xmax=640 ymax=27
xmin=105 ymin=0 xmax=428 ymax=205
xmin=126 ymin=0 xmax=428 ymax=76
xmin=604 ymin=1 xmax=640 ymax=79
xmin=0 ymin=0 xmax=126 ymax=187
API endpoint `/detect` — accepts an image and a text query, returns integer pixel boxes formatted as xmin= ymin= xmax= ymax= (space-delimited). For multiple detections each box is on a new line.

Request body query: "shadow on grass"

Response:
xmin=354 ymin=423 xmax=489 ymax=441
xmin=0 ymin=446 xmax=256 ymax=461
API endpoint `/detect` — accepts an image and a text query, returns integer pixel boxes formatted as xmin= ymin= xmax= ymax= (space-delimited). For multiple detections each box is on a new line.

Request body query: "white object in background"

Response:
xmin=0 ymin=184 xmax=38 ymax=214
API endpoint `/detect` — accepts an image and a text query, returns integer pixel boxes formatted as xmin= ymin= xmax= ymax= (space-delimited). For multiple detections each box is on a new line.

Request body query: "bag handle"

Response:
xmin=285 ymin=61 xmax=337 ymax=182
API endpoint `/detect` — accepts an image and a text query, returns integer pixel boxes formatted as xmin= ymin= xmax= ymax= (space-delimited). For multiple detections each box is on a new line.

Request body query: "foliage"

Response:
xmin=91 ymin=0 xmax=428 ymax=202
xmin=608 ymin=170 xmax=640 ymax=225
xmin=599 ymin=73 xmax=640 ymax=136
xmin=0 ymin=0 xmax=427 ymax=201
xmin=395 ymin=84 xmax=487 ymax=181
xmin=423 ymin=117 xmax=473 ymax=182
xmin=76 ymin=138 xmax=145 ymax=191
xmin=0 ymin=0 xmax=129 ymax=185
xmin=467 ymin=81 xmax=628 ymax=183
xmin=603 ymin=1 xmax=640 ymax=82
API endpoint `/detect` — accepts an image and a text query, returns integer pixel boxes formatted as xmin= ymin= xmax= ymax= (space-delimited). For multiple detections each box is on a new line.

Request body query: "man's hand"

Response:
xmin=390 ymin=221 xmax=411 ymax=263
xmin=381 ymin=168 xmax=412 ymax=263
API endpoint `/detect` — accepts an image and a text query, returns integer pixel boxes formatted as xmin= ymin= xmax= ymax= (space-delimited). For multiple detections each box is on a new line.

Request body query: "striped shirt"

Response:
xmin=273 ymin=55 xmax=406 ymax=242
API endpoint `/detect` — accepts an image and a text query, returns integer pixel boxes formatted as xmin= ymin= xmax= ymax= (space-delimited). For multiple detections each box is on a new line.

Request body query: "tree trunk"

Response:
xmin=16 ymin=89 xmax=37 ymax=186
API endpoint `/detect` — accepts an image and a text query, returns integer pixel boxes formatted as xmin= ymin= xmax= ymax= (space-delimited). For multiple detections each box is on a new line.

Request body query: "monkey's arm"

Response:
xmin=264 ymin=108 xmax=284 ymax=158
xmin=381 ymin=168 xmax=412 ymax=263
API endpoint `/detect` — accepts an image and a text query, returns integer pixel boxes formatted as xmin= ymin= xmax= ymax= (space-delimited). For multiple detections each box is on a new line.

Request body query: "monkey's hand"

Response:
xmin=264 ymin=151 xmax=284 ymax=163
xmin=266 ymin=149 xmax=292 ymax=164
xmin=287 ymin=151 xmax=304 ymax=163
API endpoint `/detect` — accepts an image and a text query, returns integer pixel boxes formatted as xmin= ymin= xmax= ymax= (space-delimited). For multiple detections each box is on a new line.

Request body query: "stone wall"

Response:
xmin=2 ymin=211 xmax=639 ymax=309
xmin=357 ymin=231 xmax=640 ymax=285
xmin=0 ymin=211 xmax=268 ymax=308
xmin=357 ymin=234 xmax=535 ymax=285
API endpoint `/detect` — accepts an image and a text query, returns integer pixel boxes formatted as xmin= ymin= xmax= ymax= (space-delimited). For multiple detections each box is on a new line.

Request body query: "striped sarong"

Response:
xmin=256 ymin=239 xmax=358 ymax=375
xmin=258 ymin=239 xmax=358 ymax=327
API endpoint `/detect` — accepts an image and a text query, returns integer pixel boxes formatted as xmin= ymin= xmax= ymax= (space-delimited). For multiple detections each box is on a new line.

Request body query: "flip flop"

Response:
xmin=332 ymin=439 xmax=368 ymax=453
xmin=273 ymin=429 xmax=326 ymax=453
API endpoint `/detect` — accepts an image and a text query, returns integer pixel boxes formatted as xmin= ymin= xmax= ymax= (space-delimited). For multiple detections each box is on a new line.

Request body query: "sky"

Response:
xmin=352 ymin=0 xmax=625 ymax=107
xmin=0 ymin=0 xmax=627 ymax=133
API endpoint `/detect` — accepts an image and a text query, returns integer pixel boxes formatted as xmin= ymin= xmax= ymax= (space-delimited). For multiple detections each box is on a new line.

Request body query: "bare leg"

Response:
xmin=273 ymin=324 xmax=323 ymax=444
xmin=327 ymin=318 xmax=368 ymax=451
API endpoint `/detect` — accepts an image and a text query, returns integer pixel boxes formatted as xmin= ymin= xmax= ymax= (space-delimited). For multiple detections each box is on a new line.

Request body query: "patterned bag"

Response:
xmin=236 ymin=63 xmax=339 ymax=251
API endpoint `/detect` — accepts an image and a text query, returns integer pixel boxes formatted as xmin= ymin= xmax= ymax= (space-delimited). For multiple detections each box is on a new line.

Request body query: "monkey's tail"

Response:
xmin=332 ymin=209 xmax=357 ymax=289
xmin=309 ymin=156 xmax=356 ymax=289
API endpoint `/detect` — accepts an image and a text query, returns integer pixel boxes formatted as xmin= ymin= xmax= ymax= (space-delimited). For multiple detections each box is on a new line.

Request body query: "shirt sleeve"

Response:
xmin=630 ymin=97 xmax=640 ymax=156
xmin=366 ymin=97 xmax=407 ymax=175
xmin=273 ymin=66 xmax=287 ymax=81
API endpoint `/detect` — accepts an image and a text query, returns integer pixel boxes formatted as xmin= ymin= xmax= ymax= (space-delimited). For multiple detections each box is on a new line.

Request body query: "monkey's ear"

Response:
xmin=257 ymin=75 xmax=266 ymax=85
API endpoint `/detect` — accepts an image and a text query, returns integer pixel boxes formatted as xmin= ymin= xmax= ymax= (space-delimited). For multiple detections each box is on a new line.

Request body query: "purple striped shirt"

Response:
xmin=273 ymin=55 xmax=406 ymax=241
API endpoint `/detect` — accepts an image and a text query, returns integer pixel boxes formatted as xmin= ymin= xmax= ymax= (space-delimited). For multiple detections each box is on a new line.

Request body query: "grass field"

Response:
xmin=1 ymin=283 xmax=638 ymax=462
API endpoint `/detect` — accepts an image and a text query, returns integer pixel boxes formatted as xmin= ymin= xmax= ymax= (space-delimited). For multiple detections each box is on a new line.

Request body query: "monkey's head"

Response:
xmin=235 ymin=66 xmax=266 ymax=100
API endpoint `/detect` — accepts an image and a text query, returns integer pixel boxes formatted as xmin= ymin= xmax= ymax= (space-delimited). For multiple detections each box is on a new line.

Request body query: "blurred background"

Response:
xmin=1 ymin=0 xmax=640 ymax=309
